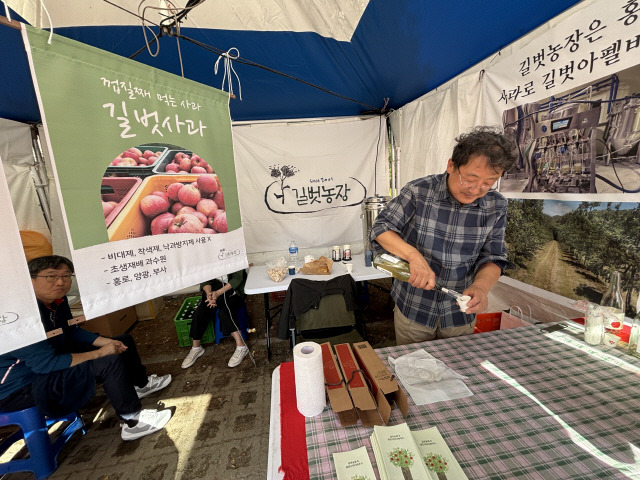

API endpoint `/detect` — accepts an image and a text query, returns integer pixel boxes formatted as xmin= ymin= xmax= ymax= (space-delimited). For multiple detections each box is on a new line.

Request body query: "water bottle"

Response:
xmin=289 ymin=241 xmax=299 ymax=265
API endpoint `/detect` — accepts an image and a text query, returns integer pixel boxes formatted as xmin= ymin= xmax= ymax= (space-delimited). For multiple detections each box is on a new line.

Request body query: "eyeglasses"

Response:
xmin=457 ymin=170 xmax=497 ymax=192
xmin=35 ymin=274 xmax=75 ymax=283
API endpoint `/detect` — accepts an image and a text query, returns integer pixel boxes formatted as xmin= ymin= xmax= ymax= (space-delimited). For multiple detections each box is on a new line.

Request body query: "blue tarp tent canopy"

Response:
xmin=1 ymin=0 xmax=582 ymax=124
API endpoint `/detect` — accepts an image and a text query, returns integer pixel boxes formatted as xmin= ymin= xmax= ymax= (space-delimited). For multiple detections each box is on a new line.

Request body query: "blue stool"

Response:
xmin=214 ymin=303 xmax=249 ymax=344
xmin=0 ymin=407 xmax=85 ymax=479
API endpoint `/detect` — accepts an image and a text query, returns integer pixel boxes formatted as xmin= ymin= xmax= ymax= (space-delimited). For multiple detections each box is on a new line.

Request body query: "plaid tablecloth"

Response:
xmin=305 ymin=326 xmax=640 ymax=479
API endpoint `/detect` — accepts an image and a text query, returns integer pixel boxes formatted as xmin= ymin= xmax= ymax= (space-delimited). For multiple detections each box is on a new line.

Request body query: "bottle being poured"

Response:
xmin=373 ymin=253 xmax=471 ymax=312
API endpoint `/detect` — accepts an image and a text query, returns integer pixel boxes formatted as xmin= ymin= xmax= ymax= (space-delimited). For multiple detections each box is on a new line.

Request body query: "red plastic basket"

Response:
xmin=101 ymin=177 xmax=142 ymax=227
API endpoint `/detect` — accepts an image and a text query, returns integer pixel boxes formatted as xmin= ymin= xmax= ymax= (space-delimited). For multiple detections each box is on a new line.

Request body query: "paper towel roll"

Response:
xmin=293 ymin=341 xmax=326 ymax=417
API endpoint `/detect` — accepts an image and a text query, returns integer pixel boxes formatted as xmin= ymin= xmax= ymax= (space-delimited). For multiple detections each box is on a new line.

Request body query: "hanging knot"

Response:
xmin=214 ymin=48 xmax=242 ymax=100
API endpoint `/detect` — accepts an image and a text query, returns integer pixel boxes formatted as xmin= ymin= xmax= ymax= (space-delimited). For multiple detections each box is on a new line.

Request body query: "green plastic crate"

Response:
xmin=174 ymin=296 xmax=215 ymax=347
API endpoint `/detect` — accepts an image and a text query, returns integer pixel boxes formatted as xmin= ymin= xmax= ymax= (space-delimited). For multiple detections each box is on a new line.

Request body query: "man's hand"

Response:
xmin=93 ymin=337 xmax=128 ymax=353
xmin=96 ymin=342 xmax=122 ymax=357
xmin=461 ymin=284 xmax=490 ymax=314
xmin=375 ymin=231 xmax=436 ymax=290
xmin=462 ymin=263 xmax=501 ymax=314
xmin=405 ymin=251 xmax=436 ymax=290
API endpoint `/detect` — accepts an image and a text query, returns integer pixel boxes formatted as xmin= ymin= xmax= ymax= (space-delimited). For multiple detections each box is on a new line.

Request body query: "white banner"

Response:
xmin=484 ymin=0 xmax=640 ymax=110
xmin=0 ymin=159 xmax=46 ymax=354
xmin=233 ymin=116 xmax=388 ymax=254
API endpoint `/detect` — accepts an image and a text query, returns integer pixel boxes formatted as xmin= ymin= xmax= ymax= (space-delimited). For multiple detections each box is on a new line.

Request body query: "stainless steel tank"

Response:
xmin=361 ymin=195 xmax=391 ymax=252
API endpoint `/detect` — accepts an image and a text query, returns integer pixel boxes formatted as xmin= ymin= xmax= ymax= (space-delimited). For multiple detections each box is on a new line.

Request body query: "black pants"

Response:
xmin=92 ymin=334 xmax=147 ymax=417
xmin=0 ymin=334 xmax=146 ymax=418
xmin=189 ymin=291 xmax=244 ymax=341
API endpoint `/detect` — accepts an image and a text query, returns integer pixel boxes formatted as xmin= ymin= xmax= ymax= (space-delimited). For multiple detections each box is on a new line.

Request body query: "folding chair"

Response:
xmin=278 ymin=274 xmax=367 ymax=348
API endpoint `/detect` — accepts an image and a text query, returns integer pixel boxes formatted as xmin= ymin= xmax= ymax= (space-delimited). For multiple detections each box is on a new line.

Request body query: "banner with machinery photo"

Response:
xmin=482 ymin=0 xmax=640 ymax=317
xmin=483 ymin=0 xmax=640 ymax=199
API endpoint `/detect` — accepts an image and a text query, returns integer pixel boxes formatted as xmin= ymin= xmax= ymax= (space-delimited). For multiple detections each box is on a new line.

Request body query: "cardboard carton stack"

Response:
xmin=320 ymin=341 xmax=408 ymax=427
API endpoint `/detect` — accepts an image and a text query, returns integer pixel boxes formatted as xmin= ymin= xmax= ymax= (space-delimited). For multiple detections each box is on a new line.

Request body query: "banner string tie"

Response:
xmin=214 ymin=48 xmax=242 ymax=100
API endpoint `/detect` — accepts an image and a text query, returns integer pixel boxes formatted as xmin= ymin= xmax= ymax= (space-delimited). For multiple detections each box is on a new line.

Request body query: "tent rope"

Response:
xmin=38 ymin=0 xmax=54 ymax=44
xmin=107 ymin=0 xmax=385 ymax=113
xmin=214 ymin=48 xmax=242 ymax=101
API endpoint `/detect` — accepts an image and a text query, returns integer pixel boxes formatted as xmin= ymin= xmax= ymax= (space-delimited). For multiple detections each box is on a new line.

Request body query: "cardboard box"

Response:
xmin=334 ymin=343 xmax=383 ymax=427
xmin=352 ymin=341 xmax=408 ymax=425
xmin=135 ymin=297 xmax=165 ymax=321
xmin=82 ymin=306 xmax=137 ymax=337
xmin=320 ymin=343 xmax=358 ymax=427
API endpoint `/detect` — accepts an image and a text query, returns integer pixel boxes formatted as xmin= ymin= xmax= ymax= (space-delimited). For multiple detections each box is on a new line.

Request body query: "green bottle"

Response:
xmin=372 ymin=253 xmax=410 ymax=281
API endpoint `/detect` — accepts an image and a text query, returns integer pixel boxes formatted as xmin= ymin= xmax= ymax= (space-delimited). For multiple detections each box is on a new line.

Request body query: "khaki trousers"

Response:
xmin=394 ymin=305 xmax=476 ymax=345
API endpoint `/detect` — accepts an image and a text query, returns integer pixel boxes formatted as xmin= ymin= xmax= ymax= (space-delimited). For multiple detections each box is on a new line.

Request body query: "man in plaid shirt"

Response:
xmin=370 ymin=126 xmax=516 ymax=345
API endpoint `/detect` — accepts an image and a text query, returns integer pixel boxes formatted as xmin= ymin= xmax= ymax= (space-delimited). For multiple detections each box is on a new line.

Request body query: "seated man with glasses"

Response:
xmin=0 ymin=255 xmax=173 ymax=441
xmin=370 ymin=126 xmax=517 ymax=344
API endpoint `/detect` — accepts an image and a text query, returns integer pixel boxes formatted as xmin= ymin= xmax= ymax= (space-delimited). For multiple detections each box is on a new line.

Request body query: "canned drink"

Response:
xmin=332 ymin=246 xmax=341 ymax=261
xmin=342 ymin=244 xmax=352 ymax=261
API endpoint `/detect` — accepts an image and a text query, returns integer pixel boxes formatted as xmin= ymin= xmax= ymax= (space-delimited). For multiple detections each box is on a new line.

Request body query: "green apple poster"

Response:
xmin=23 ymin=26 xmax=248 ymax=319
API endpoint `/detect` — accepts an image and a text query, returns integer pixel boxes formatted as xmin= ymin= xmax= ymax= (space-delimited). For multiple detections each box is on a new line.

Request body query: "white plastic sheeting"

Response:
xmin=5 ymin=0 xmax=368 ymax=41
xmin=0 ymin=123 xmax=48 ymax=353
xmin=388 ymin=72 xmax=484 ymax=186
xmin=0 ymin=118 xmax=49 ymax=236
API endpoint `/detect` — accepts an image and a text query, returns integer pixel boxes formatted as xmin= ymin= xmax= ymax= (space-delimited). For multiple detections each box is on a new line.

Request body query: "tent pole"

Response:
xmin=389 ymin=129 xmax=398 ymax=197
xmin=30 ymin=126 xmax=52 ymax=230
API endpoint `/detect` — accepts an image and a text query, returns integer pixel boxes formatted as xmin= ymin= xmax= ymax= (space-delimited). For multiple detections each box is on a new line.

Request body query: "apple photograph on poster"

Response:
xmin=101 ymin=144 xmax=227 ymax=240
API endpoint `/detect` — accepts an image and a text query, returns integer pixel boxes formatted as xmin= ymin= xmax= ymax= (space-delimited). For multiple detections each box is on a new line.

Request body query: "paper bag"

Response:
xmin=300 ymin=256 xmax=333 ymax=275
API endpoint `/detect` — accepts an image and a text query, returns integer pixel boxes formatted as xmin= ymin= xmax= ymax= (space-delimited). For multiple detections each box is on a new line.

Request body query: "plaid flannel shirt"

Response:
xmin=370 ymin=172 xmax=509 ymax=328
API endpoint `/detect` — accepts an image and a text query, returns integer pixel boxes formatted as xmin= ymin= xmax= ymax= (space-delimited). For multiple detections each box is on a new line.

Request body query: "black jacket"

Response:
xmin=277 ymin=274 xmax=358 ymax=340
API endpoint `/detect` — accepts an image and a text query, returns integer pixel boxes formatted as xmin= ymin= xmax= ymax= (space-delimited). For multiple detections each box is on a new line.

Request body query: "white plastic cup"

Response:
xmin=345 ymin=263 xmax=353 ymax=273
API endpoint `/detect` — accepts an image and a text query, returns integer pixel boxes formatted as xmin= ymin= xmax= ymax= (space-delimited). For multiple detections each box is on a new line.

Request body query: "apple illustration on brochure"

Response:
xmin=102 ymin=143 xmax=227 ymax=239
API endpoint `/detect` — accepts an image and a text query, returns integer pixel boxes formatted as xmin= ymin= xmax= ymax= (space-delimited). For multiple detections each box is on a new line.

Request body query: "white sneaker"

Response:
xmin=135 ymin=374 xmax=172 ymax=399
xmin=121 ymin=408 xmax=173 ymax=441
xmin=228 ymin=346 xmax=248 ymax=368
xmin=181 ymin=346 xmax=204 ymax=369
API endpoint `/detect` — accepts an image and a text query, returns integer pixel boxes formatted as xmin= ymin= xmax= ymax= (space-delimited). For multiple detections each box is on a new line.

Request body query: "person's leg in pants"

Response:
xmin=219 ymin=294 xmax=249 ymax=367
xmin=91 ymin=353 xmax=142 ymax=418
xmin=189 ymin=292 xmax=217 ymax=347
xmin=182 ymin=292 xmax=215 ymax=368
xmin=110 ymin=333 xmax=148 ymax=388
xmin=393 ymin=305 xmax=437 ymax=345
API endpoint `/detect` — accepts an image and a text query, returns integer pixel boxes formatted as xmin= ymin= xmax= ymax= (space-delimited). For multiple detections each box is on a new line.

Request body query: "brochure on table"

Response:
xmin=333 ymin=446 xmax=377 ymax=480
xmin=369 ymin=423 xmax=468 ymax=480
